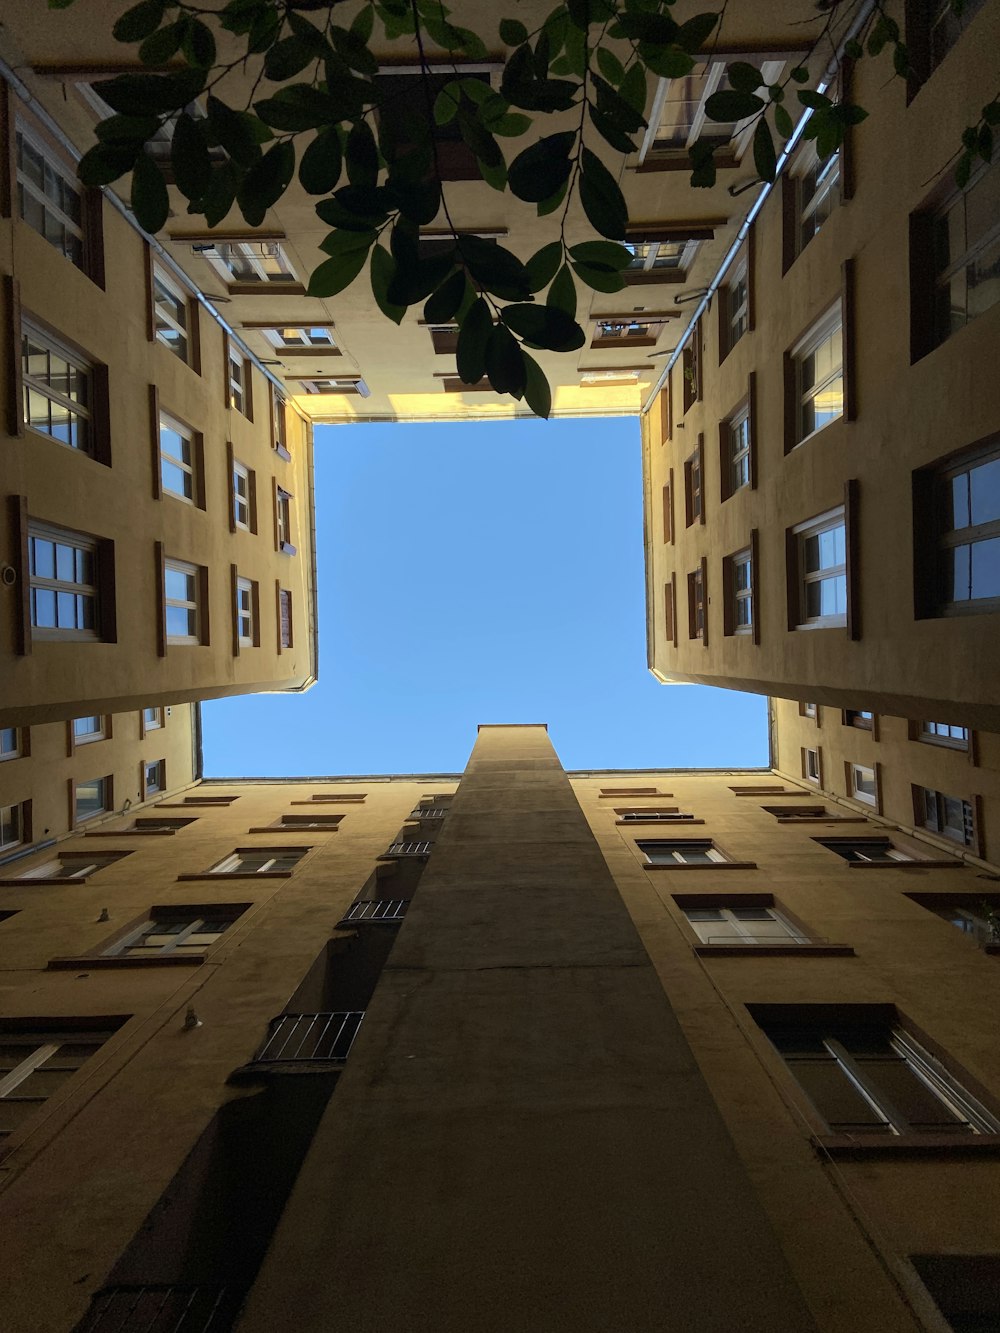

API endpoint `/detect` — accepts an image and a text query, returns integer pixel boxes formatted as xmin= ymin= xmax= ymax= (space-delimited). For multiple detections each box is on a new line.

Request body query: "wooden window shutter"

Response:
xmin=149 ymin=384 xmax=161 ymax=499
xmin=747 ymin=371 xmax=758 ymax=489
xmin=845 ymin=477 xmax=861 ymax=641
xmin=5 ymin=275 xmax=23 ymax=436
xmin=841 ymin=257 xmax=857 ymax=422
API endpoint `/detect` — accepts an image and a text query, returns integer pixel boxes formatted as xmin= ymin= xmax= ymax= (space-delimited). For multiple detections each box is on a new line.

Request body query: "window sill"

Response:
xmin=814 ymin=1133 xmax=1000 ymax=1158
xmin=176 ymin=871 xmax=293 ymax=880
xmin=274 ymin=445 xmax=292 ymax=462
xmin=789 ymin=416 xmax=843 ymax=451
xmin=794 ymin=618 xmax=848 ymax=631
xmin=279 ymin=542 xmax=297 ymax=557
xmin=85 ymin=829 xmax=176 ymax=836
xmin=247 ymin=825 xmax=340 ymax=834
xmin=616 ymin=818 xmax=703 ymax=826
xmin=47 ymin=954 xmax=205 ymax=970
xmin=644 ymin=861 xmax=758 ymax=871
xmin=776 ymin=815 xmax=869 ymax=825
xmin=695 ymin=943 xmax=855 ymax=957
xmin=0 ymin=875 xmax=94 ymax=886
xmin=847 ymin=859 xmax=957 ymax=869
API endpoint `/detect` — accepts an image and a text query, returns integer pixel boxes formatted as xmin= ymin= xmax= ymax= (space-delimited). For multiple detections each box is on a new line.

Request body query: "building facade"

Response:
xmin=1 ymin=725 xmax=1000 ymax=1331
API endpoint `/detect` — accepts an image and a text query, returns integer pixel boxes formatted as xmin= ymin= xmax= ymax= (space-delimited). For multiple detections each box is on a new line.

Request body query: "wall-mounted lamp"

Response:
xmin=183 ymin=1008 xmax=202 ymax=1031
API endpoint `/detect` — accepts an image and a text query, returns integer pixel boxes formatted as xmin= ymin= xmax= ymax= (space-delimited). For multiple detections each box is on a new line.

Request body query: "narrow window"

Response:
xmin=925 ymin=443 xmax=1000 ymax=615
xmin=28 ymin=523 xmax=100 ymax=640
xmin=279 ymin=588 xmax=293 ymax=649
xmin=0 ymin=729 xmax=23 ymax=762
xmin=849 ymin=763 xmax=878 ymax=806
xmin=727 ymin=407 xmax=751 ymax=496
xmin=233 ymin=460 xmax=253 ymax=531
xmin=229 ymin=351 xmax=249 ymax=416
xmin=684 ymin=448 xmax=702 ymax=525
xmin=0 ymin=1021 xmax=123 ymax=1138
xmin=199 ymin=239 xmax=297 ymax=286
xmin=792 ymin=507 xmax=847 ymax=628
xmin=142 ymin=707 xmax=164 ymax=732
xmin=21 ymin=324 xmax=93 ymax=455
xmin=74 ymin=777 xmax=110 ymax=824
xmin=638 ymin=839 xmax=729 ymax=866
xmin=276 ymin=488 xmax=294 ymax=552
xmin=795 ymin=145 xmax=841 ymax=253
xmin=102 ymin=907 xmax=246 ymax=958
xmin=15 ymin=126 xmax=85 ymax=270
xmin=817 ymin=837 xmax=911 ymax=864
xmin=143 ymin=759 xmax=166 ymax=798
xmin=208 ymin=848 xmax=307 ymax=874
xmin=915 ymin=787 xmax=975 ymax=846
xmin=235 ymin=576 xmax=257 ymax=647
xmin=152 ymin=266 xmax=190 ymax=361
xmin=792 ymin=309 xmax=843 ymax=444
xmin=681 ymin=902 xmax=809 ymax=945
xmin=164 ymin=559 xmax=203 ymax=645
xmin=919 ymin=721 xmax=969 ymax=749
xmin=72 ymin=716 xmax=105 ymax=744
xmin=802 ymin=747 xmax=821 ymax=784
xmin=0 ymin=803 xmax=27 ymax=851
xmin=159 ymin=411 xmax=196 ymax=503
xmin=726 ymin=547 xmax=753 ymax=635
xmin=687 ymin=567 xmax=705 ymax=639
xmin=720 ymin=254 xmax=749 ymax=357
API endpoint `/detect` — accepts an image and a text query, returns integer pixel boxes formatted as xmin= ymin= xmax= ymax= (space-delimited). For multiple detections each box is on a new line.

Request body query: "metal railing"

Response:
xmin=410 ymin=808 xmax=447 ymax=818
xmin=340 ymin=899 xmax=408 ymax=924
xmin=253 ymin=1011 xmax=364 ymax=1064
xmin=76 ymin=1284 xmax=229 ymax=1333
xmin=386 ymin=841 xmax=432 ymax=856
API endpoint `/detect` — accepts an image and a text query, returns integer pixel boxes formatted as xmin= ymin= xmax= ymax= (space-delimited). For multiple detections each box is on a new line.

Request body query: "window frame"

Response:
xmin=278 ymin=586 xmax=293 ymax=651
xmin=203 ymin=847 xmax=308 ymax=877
xmin=20 ymin=320 xmax=97 ymax=459
xmin=917 ymin=439 xmax=1000 ymax=617
xmin=684 ymin=441 xmax=704 ymax=527
xmin=847 ymin=762 xmax=879 ymax=808
xmin=724 ymin=546 xmax=754 ymax=636
xmin=0 ymin=1018 xmax=124 ymax=1139
xmin=234 ymin=574 xmax=259 ymax=650
xmin=637 ymin=838 xmax=755 ymax=869
xmin=27 ymin=521 xmax=103 ymax=642
xmin=687 ymin=565 xmax=706 ymax=641
xmin=100 ymin=905 xmax=246 ymax=960
xmin=163 ymin=557 xmax=205 ymax=647
xmin=232 ymin=458 xmax=255 ymax=532
xmin=0 ymin=801 xmax=31 ymax=852
xmin=802 ymin=746 xmax=822 ymax=785
xmin=913 ymin=785 xmax=976 ymax=849
xmin=0 ymin=728 xmax=26 ymax=763
xmin=274 ymin=485 xmax=295 ymax=555
xmin=790 ymin=506 xmax=848 ymax=630
xmin=677 ymin=898 xmax=812 ymax=947
xmin=158 ymin=408 xmax=198 ymax=506
xmin=14 ymin=121 xmax=94 ymax=277
xmin=73 ymin=775 xmax=111 ymax=826
xmin=789 ymin=306 xmax=844 ymax=447
xmin=198 ymin=238 xmax=299 ymax=289
xmin=916 ymin=720 xmax=970 ymax=750
xmin=150 ymin=262 xmax=196 ymax=366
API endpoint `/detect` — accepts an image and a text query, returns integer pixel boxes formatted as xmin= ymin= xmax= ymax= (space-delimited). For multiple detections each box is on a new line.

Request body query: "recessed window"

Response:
xmin=679 ymin=900 xmax=809 ymax=946
xmin=208 ymin=848 xmax=307 ymax=875
xmin=299 ymin=377 xmax=370 ymax=396
xmin=919 ymin=721 xmax=969 ymax=748
xmin=102 ymin=905 xmax=246 ymax=959
xmin=682 ymin=336 xmax=700 ymax=412
xmin=592 ymin=317 xmax=664 ymax=347
xmin=73 ymin=715 xmax=105 ymax=744
xmin=817 ymin=837 xmax=911 ymax=864
xmin=801 ymin=701 xmax=818 ymax=719
xmin=15 ymin=125 xmax=85 ymax=270
xmin=791 ymin=308 xmax=843 ymax=445
xmin=0 ymin=729 xmax=24 ymax=762
xmin=795 ymin=144 xmax=841 ymax=255
xmin=142 ymin=707 xmax=164 ymax=732
xmin=28 ymin=523 xmax=101 ymax=640
xmin=724 ymin=406 xmax=751 ymax=498
xmin=132 ymin=816 xmax=194 ymax=832
xmin=909 ymin=894 xmax=1000 ymax=947
xmin=719 ymin=253 xmax=749 ymax=358
xmin=164 ymin=559 xmax=204 ymax=645
xmin=625 ymin=237 xmax=700 ymax=274
xmin=791 ymin=507 xmax=847 ymax=628
xmin=802 ymin=747 xmax=822 ymax=784
xmin=915 ymin=786 xmax=975 ymax=847
xmin=21 ymin=323 xmax=95 ymax=456
xmin=235 ymin=576 xmax=258 ymax=648
xmin=198 ymin=239 xmax=297 ymax=286
xmin=374 ymin=70 xmax=491 ymax=179
xmin=232 ymin=459 xmax=254 ymax=531
xmin=911 ymin=1254 xmax=1000 ymax=1333
xmin=600 ymin=787 xmax=668 ymax=797
xmin=13 ymin=851 xmax=127 ymax=881
xmin=848 ymin=763 xmax=878 ymax=807
xmin=275 ymin=488 xmax=294 ymax=553
xmin=271 ymin=389 xmax=289 ymax=456
xmin=1 ymin=802 xmax=29 ymax=852
xmin=724 ymin=547 xmax=753 ymax=636
xmin=0 ymin=1020 xmax=124 ymax=1139
xmin=618 ymin=809 xmax=692 ymax=823
xmin=687 ymin=566 xmax=705 ymax=640
xmin=638 ymin=839 xmax=728 ymax=866
xmin=143 ymin=760 xmax=166 ymax=798
xmin=159 ymin=411 xmax=197 ymax=503
xmin=263 ymin=326 xmax=335 ymax=349
xmin=684 ymin=447 xmax=702 ymax=526
xmin=228 ymin=350 xmax=251 ymax=417
xmin=917 ymin=441 xmax=1000 ymax=616
xmin=844 ymin=710 xmax=874 ymax=730
xmin=278 ymin=587 xmax=293 ymax=649
xmin=75 ymin=776 xmax=110 ymax=824
xmin=151 ymin=265 xmax=191 ymax=362
xmin=753 ymin=1005 xmax=1000 ymax=1137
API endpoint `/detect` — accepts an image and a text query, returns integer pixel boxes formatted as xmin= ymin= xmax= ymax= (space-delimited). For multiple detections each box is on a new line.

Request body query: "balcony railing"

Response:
xmin=77 ymin=1284 xmax=229 ymax=1333
xmin=386 ymin=841 xmax=431 ymax=856
xmin=253 ymin=1011 xmax=364 ymax=1064
xmin=340 ymin=898 xmax=408 ymax=924
xmin=410 ymin=808 xmax=448 ymax=818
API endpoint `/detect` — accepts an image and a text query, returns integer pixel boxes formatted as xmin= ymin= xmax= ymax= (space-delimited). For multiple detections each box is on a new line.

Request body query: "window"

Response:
xmin=625 ymin=237 xmax=701 ymax=275
xmin=791 ymin=309 xmax=843 ymax=445
xmin=228 ymin=351 xmax=250 ymax=417
xmin=132 ymin=816 xmax=194 ymax=832
xmin=791 ymin=507 xmax=847 ymax=628
xmin=752 ymin=1006 xmax=1000 ymax=1137
xmin=725 ymin=547 xmax=753 ymax=636
xmin=918 ymin=442 xmax=1000 ymax=615
xmin=232 ymin=459 xmax=254 ymax=531
xmin=906 ymin=0 xmax=990 ymax=89
xmin=256 ymin=814 xmax=343 ymax=832
xmin=164 ymin=559 xmax=204 ymax=645
xmin=592 ymin=317 xmax=664 ymax=347
xmin=75 ymin=777 xmax=110 ymax=824
xmin=0 ymin=729 xmax=23 ymax=762
xmin=600 ymin=787 xmax=668 ymax=797
xmin=0 ymin=1021 xmax=123 ymax=1139
xmin=638 ymin=839 xmax=728 ymax=866
xmin=725 ymin=407 xmax=751 ymax=497
xmin=618 ymin=810 xmax=692 ymax=823
xmin=844 ymin=710 xmax=874 ymax=730
xmin=299 ymin=376 xmax=370 ymax=396
xmin=208 ymin=848 xmax=307 ymax=875
xmin=918 ymin=721 xmax=969 ymax=748
xmin=663 ymin=582 xmax=676 ymax=646
xmin=909 ymin=895 xmax=1000 ymax=948
xmin=762 ymin=804 xmax=830 ymax=821
xmin=275 ymin=487 xmax=295 ymax=553
xmin=72 ymin=716 xmax=105 ymax=744
xmin=28 ymin=523 xmax=100 ymax=640
xmin=159 ymin=411 xmax=197 ymax=503
xmin=14 ymin=851 xmax=126 ymax=881
xmin=926 ymin=160 xmax=1000 ymax=349
xmin=915 ymin=787 xmax=975 ymax=847
xmin=198 ymin=239 xmax=298 ymax=286
xmin=142 ymin=707 xmax=164 ymax=732
xmin=687 ymin=566 xmax=705 ymax=640
xmin=15 ymin=125 xmax=85 ymax=270
xmin=278 ymin=587 xmax=293 ymax=650
xmin=679 ymin=901 xmax=809 ymax=946
xmin=661 ymin=477 xmax=674 ymax=544
xmin=795 ymin=144 xmax=841 ymax=254
xmin=802 ymin=747 xmax=822 ymax=784
xmin=143 ymin=760 xmax=166 ymax=798
xmin=720 ymin=254 xmax=749 ymax=357
xmin=263 ymin=326 xmax=336 ymax=350
xmin=911 ymin=1254 xmax=1000 ymax=1333
xmin=374 ymin=70 xmax=490 ymax=180
xmin=271 ymin=389 xmax=289 ymax=457
xmin=102 ymin=906 xmax=246 ymax=959
xmin=682 ymin=337 xmax=700 ymax=411
xmin=1 ymin=802 xmax=29 ymax=852
xmin=848 ymin=763 xmax=878 ymax=807
xmin=235 ymin=576 xmax=258 ymax=648
xmin=151 ymin=266 xmax=191 ymax=362
xmin=21 ymin=323 xmax=94 ymax=456
xmin=798 ymin=702 xmax=818 ymax=721
xmin=684 ymin=447 xmax=703 ymax=526
xmin=817 ymin=837 xmax=911 ymax=864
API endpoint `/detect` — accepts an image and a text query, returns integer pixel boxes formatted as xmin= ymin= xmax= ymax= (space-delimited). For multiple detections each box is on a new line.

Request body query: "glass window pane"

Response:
xmin=791 ymin=1059 xmax=891 ymax=1132
xmin=971 ymin=537 xmax=1000 ymax=599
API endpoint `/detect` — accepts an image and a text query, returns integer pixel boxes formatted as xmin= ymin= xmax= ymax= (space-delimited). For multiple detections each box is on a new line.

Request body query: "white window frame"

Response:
xmin=792 ymin=307 xmax=844 ymax=445
xmin=300 ymin=377 xmax=371 ymax=397
xmin=164 ymin=558 xmax=202 ymax=646
xmin=236 ymin=577 xmax=256 ymax=647
xmin=209 ymin=849 xmax=305 ymax=875
xmin=793 ymin=506 xmax=848 ymax=629
xmin=0 ymin=1028 xmax=111 ymax=1132
xmin=625 ymin=238 xmax=700 ymax=273
xmin=18 ymin=852 xmax=112 ymax=880
xmin=933 ymin=444 xmax=1000 ymax=614
xmin=0 ymin=804 xmax=24 ymax=851
xmin=849 ymin=764 xmax=878 ymax=807
xmin=142 ymin=707 xmax=164 ymax=731
xmin=682 ymin=904 xmax=809 ymax=946
xmin=263 ymin=326 xmax=336 ymax=350
xmin=795 ymin=142 xmax=841 ymax=252
xmin=802 ymin=702 xmax=818 ymax=718
xmin=276 ymin=490 xmax=293 ymax=550
xmin=931 ymin=159 xmax=1000 ymax=344
xmin=151 ymin=265 xmax=190 ymax=361
xmin=74 ymin=777 xmax=109 ymax=824
xmin=198 ymin=240 xmax=298 ymax=286
xmin=229 ymin=351 xmax=247 ymax=415
xmin=725 ymin=256 xmax=749 ymax=351
xmin=27 ymin=522 xmax=100 ymax=641
xmin=103 ymin=913 xmax=232 ymax=959
xmin=73 ymin=715 xmax=105 ymax=744
xmin=14 ymin=123 xmax=85 ymax=269
xmin=731 ymin=547 xmax=753 ymax=633
xmin=272 ymin=390 xmax=288 ymax=454
xmin=1 ymin=729 xmax=22 ymax=761
xmin=804 ymin=748 xmax=821 ymax=784
xmin=729 ymin=407 xmax=751 ymax=493
xmin=143 ymin=760 xmax=165 ymax=797
xmin=919 ymin=721 xmax=969 ymax=749
xmin=639 ymin=56 xmax=791 ymax=163
xmin=279 ymin=587 xmax=293 ymax=649
xmin=639 ymin=840 xmax=727 ymax=866
xmin=919 ymin=787 xmax=974 ymax=845
xmin=21 ymin=322 xmax=93 ymax=456
xmin=233 ymin=460 xmax=252 ymax=531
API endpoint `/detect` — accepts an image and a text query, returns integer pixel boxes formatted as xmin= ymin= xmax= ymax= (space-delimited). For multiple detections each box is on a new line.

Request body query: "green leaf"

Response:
xmin=329 ymin=24 xmax=379 ymax=75
xmin=525 ymin=241 xmax=563 ymax=292
xmin=131 ymin=150 xmax=169 ymax=232
xmin=458 ymin=110 xmax=504 ymax=169
xmin=789 ymin=66 xmax=809 ymax=84
xmin=486 ymin=324 xmax=526 ymax=397
xmin=569 ymin=260 xmax=626 ymax=293
xmin=316 ymin=190 xmax=385 ymax=231
xmin=200 ymin=162 xmax=239 ymax=227
xmin=389 ymin=176 xmax=442 ymax=225
xmin=984 ymin=100 xmax=1000 ymax=127
xmin=579 ymin=147 xmax=628 ymax=240
xmin=546 ymin=264 xmax=577 ymax=319
xmin=490 ymin=112 xmax=533 ymax=137
xmin=351 ymin=6 xmax=375 ymax=42
xmin=508 ymin=131 xmax=576 ymax=203
xmin=568 ymin=240 xmax=632 ymax=269
xmin=774 ymin=103 xmax=794 ymax=139
xmin=689 ymin=138 xmax=716 ymax=188
xmin=346 ymin=121 xmax=379 ymax=190
xmin=588 ymin=104 xmax=637 ymax=155
xmin=299 ymin=127 xmax=343 ymax=194
xmin=769 ymin=84 xmax=784 ymax=104
xmin=458 ymin=235 xmax=532 ymax=300
xmin=844 ymin=38 xmax=863 ymax=60
xmin=704 ymin=89 xmax=764 ymax=122
xmin=619 ymin=63 xmax=647 ymax=118
xmin=113 ymin=0 xmax=168 ymax=43
xmin=264 ymin=37 xmax=319 ymax=81
xmin=78 ymin=140 xmax=140 ymax=187
xmin=752 ymin=118 xmax=776 ymax=182
xmin=500 ymin=18 xmax=528 ymax=44
xmin=138 ymin=20 xmax=185 ymax=66
xmin=207 ymin=95 xmax=262 ymax=167
xmin=457 ymin=298 xmax=493 ymax=384
xmin=370 ymin=244 xmax=406 ymax=323
xmin=522 ymin=350 xmax=551 ymax=418
xmin=254 ymin=86 xmax=346 ymax=132
xmin=424 ymin=269 xmax=468 ymax=324
xmin=95 ymin=113 xmax=160 ymax=144
xmin=955 ymin=150 xmax=973 ymax=189
xmin=676 ymin=11 xmax=718 ymax=52
xmin=727 ymin=61 xmax=762 ymax=93
xmin=797 ymin=89 xmax=832 ymax=111
xmin=387 ymin=251 xmax=457 ymax=306
xmin=536 ymin=178 xmax=568 ymax=216
xmin=479 ymin=157 xmax=509 ymax=191
xmin=308 ymin=246 xmax=370 ymax=298
xmin=319 ymin=227 xmax=377 ymax=257
xmin=237 ymin=140 xmax=295 ymax=226
xmin=640 ymin=45 xmax=696 ymax=80
xmin=596 ymin=48 xmax=625 ymax=85
xmin=434 ymin=82 xmax=461 ymax=126
xmin=593 ymin=74 xmax=646 ymax=132
xmin=171 ymin=112 xmax=212 ymax=202
xmin=182 ymin=19 xmax=216 ymax=69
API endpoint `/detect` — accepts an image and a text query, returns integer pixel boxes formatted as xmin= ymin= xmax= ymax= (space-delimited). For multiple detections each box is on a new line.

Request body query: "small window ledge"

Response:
xmin=247 ymin=825 xmax=339 ymax=834
xmin=846 ymin=859 xmax=959 ymax=870
xmin=694 ymin=943 xmax=855 ymax=957
xmin=48 ymin=954 xmax=205 ymax=970
xmin=176 ymin=871 xmax=293 ymax=881
xmin=776 ymin=816 xmax=869 ymax=825
xmin=616 ymin=817 xmax=705 ymax=826
xmin=644 ymin=861 xmax=758 ymax=871
xmin=279 ymin=542 xmax=297 ymax=557
xmin=274 ymin=445 xmax=292 ymax=462
xmin=814 ymin=1133 xmax=1000 ymax=1159
xmin=0 ymin=875 xmax=96 ymax=886
xmin=85 ymin=828 xmax=177 ymax=837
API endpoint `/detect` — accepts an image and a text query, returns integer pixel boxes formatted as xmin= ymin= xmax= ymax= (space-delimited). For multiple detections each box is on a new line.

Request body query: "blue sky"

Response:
xmin=202 ymin=416 xmax=768 ymax=776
